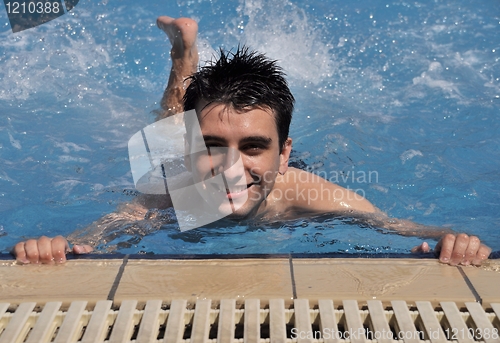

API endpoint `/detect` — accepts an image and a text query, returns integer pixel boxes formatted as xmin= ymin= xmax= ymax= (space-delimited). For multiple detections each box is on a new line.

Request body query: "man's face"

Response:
xmin=187 ymin=102 xmax=291 ymax=219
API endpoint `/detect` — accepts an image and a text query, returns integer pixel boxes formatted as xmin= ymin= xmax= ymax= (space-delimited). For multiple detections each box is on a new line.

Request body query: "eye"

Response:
xmin=242 ymin=144 xmax=264 ymax=153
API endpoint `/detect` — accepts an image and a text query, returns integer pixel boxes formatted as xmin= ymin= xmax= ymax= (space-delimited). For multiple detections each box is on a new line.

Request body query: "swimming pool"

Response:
xmin=0 ymin=0 xmax=499 ymax=255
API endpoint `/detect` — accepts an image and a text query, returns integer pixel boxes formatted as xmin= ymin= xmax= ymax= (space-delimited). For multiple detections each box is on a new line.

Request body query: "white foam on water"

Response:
xmin=54 ymin=179 xmax=84 ymax=197
xmin=400 ymin=149 xmax=423 ymax=165
xmin=197 ymin=38 xmax=218 ymax=67
xmin=53 ymin=141 xmax=91 ymax=153
xmin=0 ymin=22 xmax=110 ymax=102
xmin=412 ymin=62 xmax=462 ymax=101
xmin=58 ymin=155 xmax=91 ymax=163
xmin=8 ymin=132 xmax=21 ymax=149
xmin=0 ymin=4 xmax=163 ymax=137
xmin=220 ymin=0 xmax=500 ymax=122
xmin=224 ymin=0 xmax=337 ymax=85
xmin=0 ymin=170 xmax=19 ymax=185
xmin=415 ymin=164 xmax=432 ymax=179
xmin=370 ymin=184 xmax=389 ymax=194
xmin=422 ymin=203 xmax=436 ymax=216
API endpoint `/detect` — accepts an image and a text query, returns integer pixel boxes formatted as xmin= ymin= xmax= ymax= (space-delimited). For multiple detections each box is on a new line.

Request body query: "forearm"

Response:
xmin=66 ymin=193 xmax=174 ymax=248
xmin=12 ymin=195 xmax=170 ymax=263
xmin=348 ymin=210 xmax=456 ymax=240
xmin=337 ymin=208 xmax=490 ymax=265
xmin=67 ymin=202 xmax=149 ymax=247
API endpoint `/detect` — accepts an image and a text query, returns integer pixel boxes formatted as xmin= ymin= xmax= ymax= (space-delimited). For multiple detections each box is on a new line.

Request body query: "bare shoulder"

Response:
xmin=273 ymin=167 xmax=376 ymax=214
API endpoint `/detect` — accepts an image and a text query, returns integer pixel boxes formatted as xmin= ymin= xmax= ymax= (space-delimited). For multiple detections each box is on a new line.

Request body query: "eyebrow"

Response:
xmin=202 ymin=135 xmax=273 ymax=146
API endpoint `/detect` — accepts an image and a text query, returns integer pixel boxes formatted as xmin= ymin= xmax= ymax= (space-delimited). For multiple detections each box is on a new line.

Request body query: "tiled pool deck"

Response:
xmin=0 ymin=255 xmax=499 ymax=310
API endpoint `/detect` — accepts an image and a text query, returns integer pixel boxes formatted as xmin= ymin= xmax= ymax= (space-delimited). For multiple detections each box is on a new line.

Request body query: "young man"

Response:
xmin=12 ymin=16 xmax=491 ymax=266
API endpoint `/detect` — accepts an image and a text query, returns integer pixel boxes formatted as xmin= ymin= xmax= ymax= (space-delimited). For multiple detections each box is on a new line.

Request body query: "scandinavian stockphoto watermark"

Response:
xmin=270 ymin=166 xmax=378 ymax=204
xmin=3 ymin=0 xmax=79 ymax=32
xmin=128 ymin=111 xmax=379 ymax=231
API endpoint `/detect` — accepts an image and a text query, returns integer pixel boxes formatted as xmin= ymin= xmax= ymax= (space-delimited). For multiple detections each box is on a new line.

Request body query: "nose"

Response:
xmin=220 ymin=147 xmax=244 ymax=182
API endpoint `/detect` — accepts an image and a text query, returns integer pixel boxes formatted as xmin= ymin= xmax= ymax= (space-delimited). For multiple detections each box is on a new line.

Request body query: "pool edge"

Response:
xmin=1 ymin=257 xmax=499 ymax=310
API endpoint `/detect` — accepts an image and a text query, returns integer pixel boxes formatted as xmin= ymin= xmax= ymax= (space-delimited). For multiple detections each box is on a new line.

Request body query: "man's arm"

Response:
xmin=11 ymin=193 xmax=171 ymax=264
xmin=350 ymin=210 xmax=491 ymax=266
xmin=286 ymin=168 xmax=491 ymax=265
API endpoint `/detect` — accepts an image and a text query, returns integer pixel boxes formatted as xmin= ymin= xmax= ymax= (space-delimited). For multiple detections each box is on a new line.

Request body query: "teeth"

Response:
xmin=209 ymin=183 xmax=253 ymax=194
xmin=228 ymin=185 xmax=248 ymax=193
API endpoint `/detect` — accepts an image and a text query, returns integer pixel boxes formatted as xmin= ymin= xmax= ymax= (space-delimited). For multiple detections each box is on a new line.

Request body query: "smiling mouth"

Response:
xmin=226 ymin=182 xmax=255 ymax=198
xmin=208 ymin=181 xmax=255 ymax=199
xmin=228 ymin=183 xmax=253 ymax=193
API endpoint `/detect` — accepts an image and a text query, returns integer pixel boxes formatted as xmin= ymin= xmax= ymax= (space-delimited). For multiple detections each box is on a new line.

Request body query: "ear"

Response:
xmin=183 ymin=133 xmax=192 ymax=172
xmin=278 ymin=138 xmax=292 ymax=175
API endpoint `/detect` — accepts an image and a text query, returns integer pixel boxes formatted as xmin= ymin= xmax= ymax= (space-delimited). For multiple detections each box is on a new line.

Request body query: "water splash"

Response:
xmin=223 ymin=0 xmax=337 ymax=85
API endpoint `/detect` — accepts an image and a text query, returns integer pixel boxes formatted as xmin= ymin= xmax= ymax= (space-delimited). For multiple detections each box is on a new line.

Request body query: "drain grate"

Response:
xmin=0 ymin=299 xmax=499 ymax=343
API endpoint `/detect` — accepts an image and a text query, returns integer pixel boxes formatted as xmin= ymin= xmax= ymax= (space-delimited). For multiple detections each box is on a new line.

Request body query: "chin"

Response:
xmin=224 ymin=203 xmax=259 ymax=220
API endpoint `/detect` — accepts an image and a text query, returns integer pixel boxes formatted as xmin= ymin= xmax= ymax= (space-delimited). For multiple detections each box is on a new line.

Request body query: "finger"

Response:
xmin=51 ymin=236 xmax=70 ymax=264
xmin=410 ymin=244 xmax=422 ymax=253
xmin=448 ymin=233 xmax=470 ymax=266
xmin=24 ymin=239 xmax=40 ymax=264
xmin=461 ymin=235 xmax=481 ymax=266
xmin=436 ymin=233 xmax=455 ymax=264
xmin=37 ymin=236 xmax=54 ymax=264
xmin=411 ymin=242 xmax=430 ymax=253
xmin=13 ymin=242 xmax=29 ymax=264
xmin=73 ymin=244 xmax=94 ymax=254
xmin=472 ymin=244 xmax=492 ymax=266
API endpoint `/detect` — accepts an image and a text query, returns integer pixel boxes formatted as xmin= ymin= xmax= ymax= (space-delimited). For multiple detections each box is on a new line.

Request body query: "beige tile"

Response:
xmin=114 ymin=259 xmax=293 ymax=306
xmin=293 ymin=258 xmax=476 ymax=307
xmin=461 ymin=260 xmax=500 ymax=307
xmin=0 ymin=260 xmax=122 ymax=309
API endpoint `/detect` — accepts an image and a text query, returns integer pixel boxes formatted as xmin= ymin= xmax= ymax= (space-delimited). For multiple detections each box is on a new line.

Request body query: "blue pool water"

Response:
xmin=0 ymin=0 xmax=499 ymax=255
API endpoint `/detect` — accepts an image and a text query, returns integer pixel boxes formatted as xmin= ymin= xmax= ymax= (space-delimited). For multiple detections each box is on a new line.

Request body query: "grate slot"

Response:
xmin=0 ymin=302 xmax=35 ymax=343
xmin=164 ymin=299 xmax=187 ymax=343
xmin=217 ymin=299 xmax=236 ymax=343
xmin=107 ymin=300 xmax=139 ymax=343
xmin=80 ymin=300 xmax=112 ymax=343
xmin=367 ymin=300 xmax=392 ymax=343
xmin=392 ymin=300 xmax=421 ymax=343
xmin=465 ymin=302 xmax=499 ymax=343
xmin=53 ymin=300 xmax=89 ymax=343
xmin=25 ymin=301 xmax=62 ymax=343
xmin=317 ymin=300 xmax=335 ymax=343
xmin=318 ymin=300 xmax=340 ymax=343
xmin=415 ymin=301 xmax=447 ymax=343
xmin=243 ymin=299 xmax=260 ymax=342
xmin=191 ymin=299 xmax=212 ymax=343
xmin=294 ymin=299 xmax=313 ymax=343
xmin=342 ymin=300 xmax=367 ymax=343
xmin=135 ymin=299 xmax=164 ymax=343
xmin=0 ymin=303 xmax=10 ymax=337
xmin=269 ymin=298 xmax=287 ymax=343
xmin=492 ymin=304 xmax=500 ymax=330
xmin=441 ymin=302 xmax=476 ymax=343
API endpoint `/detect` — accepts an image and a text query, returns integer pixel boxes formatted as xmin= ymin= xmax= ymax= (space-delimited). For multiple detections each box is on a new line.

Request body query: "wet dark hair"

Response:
xmin=183 ymin=46 xmax=295 ymax=149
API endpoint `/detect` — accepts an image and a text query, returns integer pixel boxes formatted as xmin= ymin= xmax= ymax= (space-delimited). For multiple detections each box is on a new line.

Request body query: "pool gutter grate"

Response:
xmin=0 ymin=299 xmax=499 ymax=343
